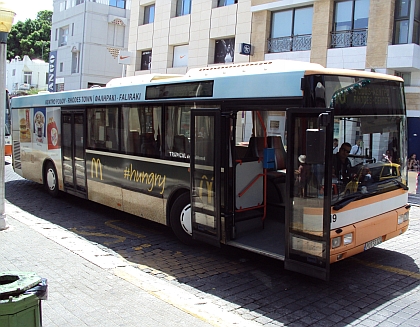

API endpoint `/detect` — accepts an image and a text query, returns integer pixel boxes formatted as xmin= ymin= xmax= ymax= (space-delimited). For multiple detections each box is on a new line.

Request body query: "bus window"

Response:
xmin=87 ymin=107 xmax=119 ymax=151
xmin=166 ymin=106 xmax=191 ymax=160
xmin=121 ymin=105 xmax=162 ymax=157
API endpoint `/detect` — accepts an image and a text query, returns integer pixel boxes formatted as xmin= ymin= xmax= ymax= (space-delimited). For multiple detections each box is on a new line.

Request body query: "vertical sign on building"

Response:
xmin=48 ymin=51 xmax=57 ymax=92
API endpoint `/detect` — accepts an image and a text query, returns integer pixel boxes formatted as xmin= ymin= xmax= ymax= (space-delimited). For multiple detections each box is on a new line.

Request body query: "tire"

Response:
xmin=45 ymin=162 xmax=60 ymax=197
xmin=170 ymin=192 xmax=194 ymax=244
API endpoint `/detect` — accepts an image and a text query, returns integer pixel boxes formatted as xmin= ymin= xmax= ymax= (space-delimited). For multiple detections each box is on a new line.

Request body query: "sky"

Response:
xmin=11 ymin=0 xmax=53 ymax=25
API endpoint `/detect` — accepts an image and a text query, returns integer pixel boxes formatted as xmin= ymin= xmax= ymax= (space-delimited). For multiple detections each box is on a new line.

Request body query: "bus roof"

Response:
xmin=305 ymin=67 xmax=404 ymax=82
xmin=10 ymin=60 xmax=404 ymax=109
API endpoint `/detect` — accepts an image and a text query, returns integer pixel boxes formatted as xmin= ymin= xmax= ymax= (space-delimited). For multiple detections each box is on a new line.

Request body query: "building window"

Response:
xmin=141 ymin=51 xmax=152 ymax=70
xmin=76 ymin=0 xmax=84 ymax=5
xmin=59 ymin=26 xmax=69 ymax=46
xmin=60 ymin=62 xmax=64 ymax=72
xmin=144 ymin=4 xmax=155 ymax=24
xmin=214 ymin=38 xmax=234 ymax=64
xmin=71 ymin=52 xmax=79 ymax=74
xmin=23 ymin=72 xmax=32 ymax=85
xmin=176 ymin=0 xmax=191 ymax=16
xmin=331 ymin=0 xmax=370 ymax=48
xmin=218 ymin=0 xmax=237 ymax=7
xmin=394 ymin=0 xmax=420 ymax=44
xmin=12 ymin=69 xmax=15 ymax=76
xmin=268 ymin=6 xmax=313 ymax=53
xmin=56 ymin=83 xmax=65 ymax=92
xmin=109 ymin=0 xmax=126 ymax=9
xmin=395 ymin=71 xmax=412 ymax=86
xmin=173 ymin=45 xmax=188 ymax=67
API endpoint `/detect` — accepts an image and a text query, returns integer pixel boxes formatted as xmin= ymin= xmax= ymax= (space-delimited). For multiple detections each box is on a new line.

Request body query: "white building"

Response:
xmin=50 ymin=0 xmax=131 ymax=91
xmin=6 ymin=55 xmax=49 ymax=95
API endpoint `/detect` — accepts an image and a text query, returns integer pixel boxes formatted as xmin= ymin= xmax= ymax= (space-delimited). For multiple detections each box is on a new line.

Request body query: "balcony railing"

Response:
xmin=267 ymin=34 xmax=312 ymax=53
xmin=330 ymin=29 xmax=368 ymax=48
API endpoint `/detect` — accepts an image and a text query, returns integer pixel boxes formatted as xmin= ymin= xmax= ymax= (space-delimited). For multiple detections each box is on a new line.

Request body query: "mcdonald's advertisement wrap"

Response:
xmin=86 ymin=153 xmax=190 ymax=198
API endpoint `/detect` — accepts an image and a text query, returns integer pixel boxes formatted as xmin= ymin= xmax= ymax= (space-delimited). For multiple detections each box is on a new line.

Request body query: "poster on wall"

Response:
xmin=47 ymin=109 xmax=61 ymax=150
xmin=18 ymin=109 xmax=32 ymax=143
xmin=214 ymin=39 xmax=235 ymax=64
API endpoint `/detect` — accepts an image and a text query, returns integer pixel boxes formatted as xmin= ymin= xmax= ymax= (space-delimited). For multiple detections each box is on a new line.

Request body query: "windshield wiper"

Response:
xmin=333 ymin=179 xmax=408 ymax=211
xmin=333 ymin=193 xmax=364 ymax=211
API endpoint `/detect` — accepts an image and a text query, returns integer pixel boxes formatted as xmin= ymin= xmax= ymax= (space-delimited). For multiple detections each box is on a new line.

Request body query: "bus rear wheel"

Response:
xmin=45 ymin=162 xmax=60 ymax=198
xmin=170 ymin=192 xmax=194 ymax=244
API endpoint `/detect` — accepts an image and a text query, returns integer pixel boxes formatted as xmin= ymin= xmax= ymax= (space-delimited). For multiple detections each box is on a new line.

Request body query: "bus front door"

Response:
xmin=62 ymin=111 xmax=87 ymax=197
xmin=285 ymin=108 xmax=333 ymax=281
xmin=190 ymin=109 xmax=221 ymax=246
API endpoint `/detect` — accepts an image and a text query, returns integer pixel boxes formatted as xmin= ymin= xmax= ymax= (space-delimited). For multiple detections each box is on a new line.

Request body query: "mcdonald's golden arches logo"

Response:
xmin=91 ymin=158 xmax=103 ymax=180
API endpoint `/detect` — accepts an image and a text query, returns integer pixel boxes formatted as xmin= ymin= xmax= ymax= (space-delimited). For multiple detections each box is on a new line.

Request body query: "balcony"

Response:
xmin=267 ymin=34 xmax=312 ymax=53
xmin=330 ymin=29 xmax=367 ymax=48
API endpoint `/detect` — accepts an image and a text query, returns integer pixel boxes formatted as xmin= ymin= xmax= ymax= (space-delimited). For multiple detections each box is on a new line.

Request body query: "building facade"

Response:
xmin=50 ymin=0 xmax=131 ymax=91
xmin=6 ymin=55 xmax=49 ymax=95
xmin=126 ymin=0 xmax=420 ymax=156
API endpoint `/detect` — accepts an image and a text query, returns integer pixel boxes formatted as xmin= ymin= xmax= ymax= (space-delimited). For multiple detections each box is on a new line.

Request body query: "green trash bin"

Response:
xmin=0 ymin=272 xmax=48 ymax=327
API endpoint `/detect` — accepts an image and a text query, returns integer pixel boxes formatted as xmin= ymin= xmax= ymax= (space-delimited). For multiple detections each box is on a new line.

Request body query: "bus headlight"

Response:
xmin=343 ymin=233 xmax=353 ymax=245
xmin=398 ymin=212 xmax=409 ymax=224
xmin=332 ymin=237 xmax=341 ymax=249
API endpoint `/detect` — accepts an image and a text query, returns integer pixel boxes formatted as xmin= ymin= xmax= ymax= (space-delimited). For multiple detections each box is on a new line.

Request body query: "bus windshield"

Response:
xmin=316 ymin=76 xmax=406 ymax=206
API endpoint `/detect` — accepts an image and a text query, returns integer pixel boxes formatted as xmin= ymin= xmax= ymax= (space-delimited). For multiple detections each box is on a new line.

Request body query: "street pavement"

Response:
xmin=3 ymin=157 xmax=420 ymax=327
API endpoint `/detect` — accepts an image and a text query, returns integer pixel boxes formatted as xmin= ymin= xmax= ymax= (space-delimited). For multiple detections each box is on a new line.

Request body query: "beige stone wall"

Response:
xmin=251 ymin=0 xmax=274 ymax=6
xmin=406 ymin=92 xmax=420 ymax=111
xmin=250 ymin=10 xmax=270 ymax=62
xmin=365 ymin=0 xmax=395 ymax=70
xmin=310 ymin=0 xmax=333 ymax=67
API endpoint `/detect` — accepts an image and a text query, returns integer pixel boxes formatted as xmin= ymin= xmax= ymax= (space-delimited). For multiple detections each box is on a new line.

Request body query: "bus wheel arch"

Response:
xmin=169 ymin=190 xmax=194 ymax=244
xmin=43 ymin=161 xmax=60 ymax=197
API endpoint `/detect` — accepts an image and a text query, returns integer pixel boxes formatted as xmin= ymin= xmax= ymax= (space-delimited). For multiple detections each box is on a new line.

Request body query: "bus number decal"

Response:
xmin=331 ymin=214 xmax=337 ymax=223
xmin=123 ymin=164 xmax=166 ymax=194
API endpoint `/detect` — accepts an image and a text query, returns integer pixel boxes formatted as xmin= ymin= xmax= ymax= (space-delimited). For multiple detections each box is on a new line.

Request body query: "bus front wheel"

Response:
xmin=170 ymin=192 xmax=194 ymax=244
xmin=45 ymin=162 xmax=60 ymax=197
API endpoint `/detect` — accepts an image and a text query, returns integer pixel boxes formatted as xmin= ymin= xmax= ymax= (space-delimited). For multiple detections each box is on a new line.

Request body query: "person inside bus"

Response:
xmin=332 ymin=142 xmax=352 ymax=187
xmin=333 ymin=138 xmax=339 ymax=154
xmin=350 ymin=139 xmax=363 ymax=165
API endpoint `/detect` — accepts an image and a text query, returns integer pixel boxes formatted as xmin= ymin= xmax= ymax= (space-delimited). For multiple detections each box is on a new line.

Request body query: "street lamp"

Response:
xmin=0 ymin=0 xmax=15 ymax=230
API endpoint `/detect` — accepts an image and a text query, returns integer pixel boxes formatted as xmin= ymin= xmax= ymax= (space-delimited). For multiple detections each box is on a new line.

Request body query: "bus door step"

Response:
xmin=233 ymin=209 xmax=264 ymax=237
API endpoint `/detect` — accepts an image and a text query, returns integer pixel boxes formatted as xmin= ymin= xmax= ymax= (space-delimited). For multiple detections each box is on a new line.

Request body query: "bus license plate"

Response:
xmin=364 ymin=237 xmax=382 ymax=251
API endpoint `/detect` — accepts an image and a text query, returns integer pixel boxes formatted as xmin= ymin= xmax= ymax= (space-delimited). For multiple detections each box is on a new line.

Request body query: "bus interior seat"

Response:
xmin=244 ymin=136 xmax=265 ymax=159
xmin=268 ymin=136 xmax=287 ymax=171
xmin=140 ymin=133 xmax=156 ymax=155
xmin=173 ymin=135 xmax=186 ymax=153
xmin=125 ymin=132 xmax=140 ymax=154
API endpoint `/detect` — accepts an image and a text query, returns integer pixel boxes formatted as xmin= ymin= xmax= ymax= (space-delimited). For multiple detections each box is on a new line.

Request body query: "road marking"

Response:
xmin=352 ymin=258 xmax=420 ymax=279
xmin=105 ymin=220 xmax=146 ymax=238
xmin=70 ymin=227 xmax=126 ymax=245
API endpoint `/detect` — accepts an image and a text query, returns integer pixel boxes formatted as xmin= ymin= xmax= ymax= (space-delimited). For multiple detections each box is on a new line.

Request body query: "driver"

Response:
xmin=332 ymin=142 xmax=352 ymax=185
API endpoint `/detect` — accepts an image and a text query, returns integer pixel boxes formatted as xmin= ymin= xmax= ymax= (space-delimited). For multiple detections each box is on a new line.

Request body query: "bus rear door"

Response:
xmin=62 ymin=110 xmax=87 ymax=197
xmin=190 ymin=109 xmax=221 ymax=246
xmin=285 ymin=108 xmax=334 ymax=280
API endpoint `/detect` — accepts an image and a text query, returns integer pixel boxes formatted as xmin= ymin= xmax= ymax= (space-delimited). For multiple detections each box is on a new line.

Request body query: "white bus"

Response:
xmin=10 ymin=60 xmax=409 ymax=280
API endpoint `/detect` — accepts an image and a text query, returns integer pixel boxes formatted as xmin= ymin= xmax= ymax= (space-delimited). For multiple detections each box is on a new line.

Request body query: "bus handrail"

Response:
xmin=237 ymin=173 xmax=264 ymax=198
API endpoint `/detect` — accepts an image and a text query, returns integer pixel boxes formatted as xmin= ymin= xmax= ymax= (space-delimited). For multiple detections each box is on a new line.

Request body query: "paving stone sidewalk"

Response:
xmin=0 ymin=204 xmax=259 ymax=327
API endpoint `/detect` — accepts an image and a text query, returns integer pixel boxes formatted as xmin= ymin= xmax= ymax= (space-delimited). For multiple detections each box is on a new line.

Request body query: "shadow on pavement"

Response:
xmin=5 ymin=173 xmax=420 ymax=327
